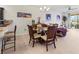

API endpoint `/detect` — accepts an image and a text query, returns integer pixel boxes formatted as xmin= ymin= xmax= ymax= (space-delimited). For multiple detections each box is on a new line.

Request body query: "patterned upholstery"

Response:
xmin=4 ymin=32 xmax=14 ymax=38
xmin=34 ymin=33 xmax=41 ymax=38
xmin=27 ymin=25 xmax=41 ymax=47
xmin=41 ymin=35 xmax=47 ymax=41
xmin=41 ymin=26 xmax=57 ymax=51
xmin=57 ymin=28 xmax=67 ymax=37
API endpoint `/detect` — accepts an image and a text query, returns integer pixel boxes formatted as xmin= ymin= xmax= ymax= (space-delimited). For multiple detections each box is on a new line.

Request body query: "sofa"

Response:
xmin=57 ymin=28 xmax=67 ymax=37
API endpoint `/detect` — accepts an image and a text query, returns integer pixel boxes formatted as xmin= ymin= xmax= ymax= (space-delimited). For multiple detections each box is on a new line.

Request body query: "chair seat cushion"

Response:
xmin=34 ymin=33 xmax=41 ymax=38
xmin=41 ymin=35 xmax=53 ymax=41
xmin=41 ymin=35 xmax=47 ymax=41
xmin=4 ymin=32 xmax=14 ymax=38
xmin=6 ymin=31 xmax=14 ymax=34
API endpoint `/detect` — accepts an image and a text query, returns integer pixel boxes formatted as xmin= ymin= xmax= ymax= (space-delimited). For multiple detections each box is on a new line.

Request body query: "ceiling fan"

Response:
xmin=67 ymin=6 xmax=78 ymax=11
xmin=63 ymin=6 xmax=78 ymax=14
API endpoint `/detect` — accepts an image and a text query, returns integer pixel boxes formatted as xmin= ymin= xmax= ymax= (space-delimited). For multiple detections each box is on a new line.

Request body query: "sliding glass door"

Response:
xmin=70 ymin=15 xmax=79 ymax=29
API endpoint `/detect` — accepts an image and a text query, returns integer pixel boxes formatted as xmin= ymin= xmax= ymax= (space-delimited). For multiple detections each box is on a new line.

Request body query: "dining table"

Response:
xmin=32 ymin=25 xmax=48 ymax=43
xmin=33 ymin=24 xmax=67 ymax=43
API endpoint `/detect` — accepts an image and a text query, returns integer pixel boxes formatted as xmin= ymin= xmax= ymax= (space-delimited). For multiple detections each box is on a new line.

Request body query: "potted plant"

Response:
xmin=62 ymin=16 xmax=67 ymax=27
xmin=32 ymin=20 xmax=35 ymax=25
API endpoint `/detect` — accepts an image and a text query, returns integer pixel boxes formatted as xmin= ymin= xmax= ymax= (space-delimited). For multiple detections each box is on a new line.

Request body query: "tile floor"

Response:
xmin=1 ymin=29 xmax=79 ymax=54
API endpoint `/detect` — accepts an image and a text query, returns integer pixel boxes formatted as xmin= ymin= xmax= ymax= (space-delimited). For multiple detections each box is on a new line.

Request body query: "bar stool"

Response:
xmin=1 ymin=25 xmax=17 ymax=54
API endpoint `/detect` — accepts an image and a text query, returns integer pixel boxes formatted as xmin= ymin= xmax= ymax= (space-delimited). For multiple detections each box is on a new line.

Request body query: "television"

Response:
xmin=0 ymin=7 xmax=4 ymax=25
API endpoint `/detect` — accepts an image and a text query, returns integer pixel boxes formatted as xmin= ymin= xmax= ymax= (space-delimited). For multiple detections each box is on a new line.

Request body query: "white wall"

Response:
xmin=0 ymin=5 xmax=68 ymax=35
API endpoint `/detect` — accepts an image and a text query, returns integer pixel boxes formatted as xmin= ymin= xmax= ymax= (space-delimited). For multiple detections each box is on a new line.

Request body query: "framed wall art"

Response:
xmin=17 ymin=12 xmax=32 ymax=18
xmin=57 ymin=15 xmax=60 ymax=20
xmin=46 ymin=14 xmax=51 ymax=21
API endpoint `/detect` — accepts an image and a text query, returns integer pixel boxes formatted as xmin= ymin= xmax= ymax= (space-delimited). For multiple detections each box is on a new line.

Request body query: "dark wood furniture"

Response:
xmin=1 ymin=25 xmax=17 ymax=54
xmin=32 ymin=23 xmax=48 ymax=28
xmin=27 ymin=25 xmax=33 ymax=44
xmin=41 ymin=23 xmax=48 ymax=27
xmin=41 ymin=26 xmax=57 ymax=51
xmin=53 ymin=24 xmax=58 ymax=28
xmin=27 ymin=25 xmax=41 ymax=47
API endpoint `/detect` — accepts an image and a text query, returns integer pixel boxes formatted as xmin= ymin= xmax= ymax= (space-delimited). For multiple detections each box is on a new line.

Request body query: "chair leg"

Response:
xmin=1 ymin=40 xmax=4 ymax=54
xmin=14 ymin=42 xmax=16 ymax=51
xmin=29 ymin=37 xmax=31 ymax=44
xmin=53 ymin=42 xmax=56 ymax=48
xmin=3 ymin=44 xmax=5 ymax=49
xmin=55 ymin=38 xmax=57 ymax=41
xmin=55 ymin=36 xmax=57 ymax=41
xmin=14 ymin=37 xmax=16 ymax=51
xmin=32 ymin=40 xmax=35 ymax=47
xmin=46 ymin=42 xmax=48 ymax=51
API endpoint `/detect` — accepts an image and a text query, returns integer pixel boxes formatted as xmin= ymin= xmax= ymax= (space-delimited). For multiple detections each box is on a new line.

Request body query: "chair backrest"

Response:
xmin=14 ymin=25 xmax=17 ymax=34
xmin=27 ymin=25 xmax=34 ymax=39
xmin=41 ymin=24 xmax=48 ymax=27
xmin=47 ymin=26 xmax=57 ymax=41
xmin=14 ymin=25 xmax=17 ymax=39
xmin=53 ymin=24 xmax=58 ymax=28
xmin=32 ymin=24 xmax=37 ymax=29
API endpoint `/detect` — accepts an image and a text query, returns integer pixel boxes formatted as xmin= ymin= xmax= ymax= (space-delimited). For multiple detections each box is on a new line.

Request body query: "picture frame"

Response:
xmin=17 ymin=12 xmax=32 ymax=18
xmin=46 ymin=14 xmax=51 ymax=21
xmin=57 ymin=15 xmax=60 ymax=20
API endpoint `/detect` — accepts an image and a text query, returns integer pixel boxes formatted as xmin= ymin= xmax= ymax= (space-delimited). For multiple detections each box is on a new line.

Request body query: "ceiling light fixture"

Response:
xmin=40 ymin=6 xmax=50 ymax=11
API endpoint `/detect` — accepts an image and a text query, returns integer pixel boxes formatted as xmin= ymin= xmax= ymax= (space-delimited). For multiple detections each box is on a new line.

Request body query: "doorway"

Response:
xmin=70 ymin=15 xmax=79 ymax=29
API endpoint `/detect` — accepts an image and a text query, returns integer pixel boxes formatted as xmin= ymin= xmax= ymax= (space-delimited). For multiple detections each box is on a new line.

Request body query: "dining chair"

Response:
xmin=1 ymin=25 xmax=17 ymax=54
xmin=27 ymin=25 xmax=33 ymax=44
xmin=41 ymin=26 xmax=57 ymax=51
xmin=27 ymin=25 xmax=41 ymax=47
xmin=32 ymin=24 xmax=37 ymax=33
xmin=41 ymin=24 xmax=48 ymax=27
xmin=53 ymin=24 xmax=58 ymax=28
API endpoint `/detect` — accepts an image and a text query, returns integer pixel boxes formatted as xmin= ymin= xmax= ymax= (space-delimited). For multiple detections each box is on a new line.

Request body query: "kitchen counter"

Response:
xmin=0 ymin=20 xmax=13 ymax=27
